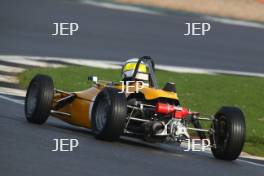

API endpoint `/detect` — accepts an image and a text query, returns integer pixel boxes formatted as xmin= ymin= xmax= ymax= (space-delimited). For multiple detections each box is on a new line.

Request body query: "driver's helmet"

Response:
xmin=122 ymin=58 xmax=149 ymax=81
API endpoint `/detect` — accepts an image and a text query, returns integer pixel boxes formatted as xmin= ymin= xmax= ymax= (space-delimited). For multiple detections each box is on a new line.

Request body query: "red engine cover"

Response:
xmin=155 ymin=103 xmax=175 ymax=114
xmin=174 ymin=107 xmax=190 ymax=119
xmin=155 ymin=103 xmax=190 ymax=119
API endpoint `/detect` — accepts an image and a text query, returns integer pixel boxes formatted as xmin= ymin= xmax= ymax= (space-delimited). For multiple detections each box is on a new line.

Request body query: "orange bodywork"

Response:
xmin=52 ymin=87 xmax=100 ymax=128
xmin=51 ymin=82 xmax=179 ymax=129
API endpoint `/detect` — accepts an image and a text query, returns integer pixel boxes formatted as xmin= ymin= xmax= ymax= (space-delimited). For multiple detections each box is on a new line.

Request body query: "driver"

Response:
xmin=121 ymin=58 xmax=149 ymax=83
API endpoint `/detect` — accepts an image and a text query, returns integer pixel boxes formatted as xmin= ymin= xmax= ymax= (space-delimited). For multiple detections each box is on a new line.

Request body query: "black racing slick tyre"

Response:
xmin=210 ymin=106 xmax=246 ymax=160
xmin=25 ymin=74 xmax=54 ymax=124
xmin=92 ymin=87 xmax=127 ymax=141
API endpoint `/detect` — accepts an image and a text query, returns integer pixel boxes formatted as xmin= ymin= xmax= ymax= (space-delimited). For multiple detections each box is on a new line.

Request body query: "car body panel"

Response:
xmin=56 ymin=98 xmax=92 ymax=128
xmin=53 ymin=87 xmax=100 ymax=128
xmin=52 ymin=81 xmax=179 ymax=128
xmin=114 ymin=82 xmax=179 ymax=100
xmin=139 ymin=86 xmax=178 ymax=100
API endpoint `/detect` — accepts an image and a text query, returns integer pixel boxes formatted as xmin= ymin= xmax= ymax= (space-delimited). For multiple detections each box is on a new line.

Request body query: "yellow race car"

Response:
xmin=24 ymin=56 xmax=246 ymax=160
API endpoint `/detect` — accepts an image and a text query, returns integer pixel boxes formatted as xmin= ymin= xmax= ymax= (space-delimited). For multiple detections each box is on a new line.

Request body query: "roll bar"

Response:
xmin=132 ymin=56 xmax=158 ymax=88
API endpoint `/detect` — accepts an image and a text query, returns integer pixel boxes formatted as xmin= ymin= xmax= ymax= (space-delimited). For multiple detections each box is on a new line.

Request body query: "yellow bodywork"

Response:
xmin=52 ymin=82 xmax=179 ymax=129
xmin=53 ymin=87 xmax=100 ymax=128
xmin=114 ymin=82 xmax=178 ymax=100
xmin=139 ymin=87 xmax=178 ymax=100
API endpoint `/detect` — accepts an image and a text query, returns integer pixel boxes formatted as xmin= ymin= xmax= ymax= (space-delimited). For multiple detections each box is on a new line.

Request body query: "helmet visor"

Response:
xmin=123 ymin=62 xmax=147 ymax=73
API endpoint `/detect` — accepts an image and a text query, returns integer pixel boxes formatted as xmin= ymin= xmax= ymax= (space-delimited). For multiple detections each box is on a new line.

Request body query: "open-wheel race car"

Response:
xmin=25 ymin=56 xmax=246 ymax=160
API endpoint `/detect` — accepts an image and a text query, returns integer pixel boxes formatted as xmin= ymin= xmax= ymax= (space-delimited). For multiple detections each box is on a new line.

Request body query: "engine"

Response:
xmin=125 ymin=98 xmax=191 ymax=143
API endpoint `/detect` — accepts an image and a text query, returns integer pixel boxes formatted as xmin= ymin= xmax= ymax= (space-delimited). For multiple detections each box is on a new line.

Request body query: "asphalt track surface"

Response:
xmin=1 ymin=98 xmax=264 ymax=176
xmin=0 ymin=0 xmax=264 ymax=73
xmin=1 ymin=0 xmax=264 ymax=175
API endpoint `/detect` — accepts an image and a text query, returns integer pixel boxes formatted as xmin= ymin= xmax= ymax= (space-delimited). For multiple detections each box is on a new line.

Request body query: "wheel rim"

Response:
xmin=26 ymin=83 xmax=39 ymax=117
xmin=215 ymin=116 xmax=229 ymax=151
xmin=95 ymin=99 xmax=109 ymax=131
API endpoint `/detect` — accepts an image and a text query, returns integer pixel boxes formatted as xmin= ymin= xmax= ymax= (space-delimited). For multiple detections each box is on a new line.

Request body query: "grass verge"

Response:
xmin=19 ymin=66 xmax=264 ymax=156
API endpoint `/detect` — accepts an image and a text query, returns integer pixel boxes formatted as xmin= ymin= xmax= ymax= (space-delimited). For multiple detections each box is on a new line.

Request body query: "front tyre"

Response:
xmin=92 ymin=87 xmax=127 ymax=141
xmin=25 ymin=74 xmax=54 ymax=124
xmin=210 ymin=106 xmax=246 ymax=160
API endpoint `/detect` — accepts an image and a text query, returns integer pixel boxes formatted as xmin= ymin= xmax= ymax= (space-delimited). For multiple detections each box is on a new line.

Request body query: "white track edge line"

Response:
xmin=2 ymin=55 xmax=263 ymax=78
xmin=205 ymin=16 xmax=264 ymax=29
xmin=80 ymin=0 xmax=161 ymax=15
xmin=0 ymin=95 xmax=24 ymax=105
xmin=237 ymin=159 xmax=264 ymax=168
xmin=181 ymin=142 xmax=264 ymax=165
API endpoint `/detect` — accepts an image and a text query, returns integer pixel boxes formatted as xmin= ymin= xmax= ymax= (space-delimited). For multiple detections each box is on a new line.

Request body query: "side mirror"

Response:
xmin=88 ymin=76 xmax=98 ymax=83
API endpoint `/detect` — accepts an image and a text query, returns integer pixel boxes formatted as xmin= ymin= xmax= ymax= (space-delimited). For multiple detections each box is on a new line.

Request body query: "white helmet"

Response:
xmin=122 ymin=58 xmax=149 ymax=81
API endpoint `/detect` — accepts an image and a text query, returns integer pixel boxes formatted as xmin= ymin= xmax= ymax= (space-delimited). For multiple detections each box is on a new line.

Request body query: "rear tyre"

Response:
xmin=210 ymin=106 xmax=246 ymax=160
xmin=25 ymin=74 xmax=54 ymax=124
xmin=92 ymin=87 xmax=127 ymax=141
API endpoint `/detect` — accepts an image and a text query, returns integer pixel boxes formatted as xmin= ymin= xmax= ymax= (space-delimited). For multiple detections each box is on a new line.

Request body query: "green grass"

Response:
xmin=18 ymin=66 xmax=264 ymax=157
